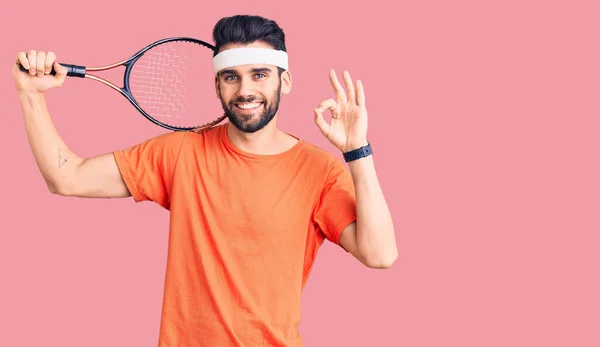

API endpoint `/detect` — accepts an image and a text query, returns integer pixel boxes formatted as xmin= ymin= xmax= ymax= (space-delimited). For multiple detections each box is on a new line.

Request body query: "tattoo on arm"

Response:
xmin=58 ymin=148 xmax=68 ymax=168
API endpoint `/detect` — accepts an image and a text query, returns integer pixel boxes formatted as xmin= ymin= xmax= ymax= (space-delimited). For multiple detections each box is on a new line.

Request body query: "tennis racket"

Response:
xmin=20 ymin=37 xmax=226 ymax=131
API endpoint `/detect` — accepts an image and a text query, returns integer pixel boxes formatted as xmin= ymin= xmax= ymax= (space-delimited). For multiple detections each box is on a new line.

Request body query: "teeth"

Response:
xmin=237 ymin=102 xmax=261 ymax=110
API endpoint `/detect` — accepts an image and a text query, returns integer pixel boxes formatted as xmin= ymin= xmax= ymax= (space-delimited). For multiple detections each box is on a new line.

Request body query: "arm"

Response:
xmin=339 ymin=155 xmax=397 ymax=269
xmin=314 ymin=69 xmax=397 ymax=269
xmin=15 ymin=50 xmax=131 ymax=198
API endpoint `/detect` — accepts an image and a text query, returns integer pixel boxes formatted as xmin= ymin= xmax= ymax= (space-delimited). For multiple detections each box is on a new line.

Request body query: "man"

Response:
xmin=14 ymin=14 xmax=397 ymax=347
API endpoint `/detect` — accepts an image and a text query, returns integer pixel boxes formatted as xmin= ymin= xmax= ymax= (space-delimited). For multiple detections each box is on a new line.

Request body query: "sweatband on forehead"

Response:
xmin=213 ymin=47 xmax=289 ymax=75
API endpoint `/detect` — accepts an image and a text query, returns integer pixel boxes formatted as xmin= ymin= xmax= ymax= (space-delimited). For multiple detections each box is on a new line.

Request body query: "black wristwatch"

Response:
xmin=343 ymin=143 xmax=372 ymax=162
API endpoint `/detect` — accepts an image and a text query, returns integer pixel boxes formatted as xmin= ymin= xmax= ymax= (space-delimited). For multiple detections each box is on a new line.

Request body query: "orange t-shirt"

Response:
xmin=113 ymin=123 xmax=357 ymax=346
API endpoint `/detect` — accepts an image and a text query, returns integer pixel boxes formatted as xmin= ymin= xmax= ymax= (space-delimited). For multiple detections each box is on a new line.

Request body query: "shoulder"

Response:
xmin=299 ymin=140 xmax=342 ymax=162
xmin=296 ymin=140 xmax=348 ymax=174
xmin=142 ymin=129 xmax=190 ymax=146
xmin=145 ymin=124 xmax=225 ymax=152
xmin=114 ymin=130 xmax=189 ymax=156
xmin=164 ymin=124 xmax=228 ymax=161
xmin=183 ymin=123 xmax=225 ymax=143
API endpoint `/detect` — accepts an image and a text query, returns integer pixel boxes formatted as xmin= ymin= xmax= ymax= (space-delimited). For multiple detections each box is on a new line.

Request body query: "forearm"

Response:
xmin=19 ymin=91 xmax=82 ymax=193
xmin=348 ymin=155 xmax=398 ymax=266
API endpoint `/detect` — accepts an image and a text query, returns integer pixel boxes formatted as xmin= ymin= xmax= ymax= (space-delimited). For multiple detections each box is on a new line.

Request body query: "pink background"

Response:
xmin=1 ymin=0 xmax=599 ymax=346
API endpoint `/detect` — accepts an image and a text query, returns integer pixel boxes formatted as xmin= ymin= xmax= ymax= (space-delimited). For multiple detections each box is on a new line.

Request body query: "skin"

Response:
xmin=12 ymin=41 xmax=397 ymax=268
xmin=214 ymin=41 xmax=296 ymax=156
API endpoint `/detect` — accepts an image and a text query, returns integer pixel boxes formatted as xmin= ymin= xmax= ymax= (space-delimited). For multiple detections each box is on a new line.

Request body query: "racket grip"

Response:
xmin=19 ymin=63 xmax=86 ymax=78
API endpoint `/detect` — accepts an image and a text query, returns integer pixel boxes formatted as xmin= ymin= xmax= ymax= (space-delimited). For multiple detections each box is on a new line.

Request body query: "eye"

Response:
xmin=224 ymin=75 xmax=237 ymax=81
xmin=255 ymin=73 xmax=266 ymax=79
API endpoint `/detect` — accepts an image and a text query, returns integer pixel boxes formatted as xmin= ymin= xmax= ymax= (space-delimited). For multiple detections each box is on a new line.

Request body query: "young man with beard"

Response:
xmin=13 ymin=14 xmax=397 ymax=347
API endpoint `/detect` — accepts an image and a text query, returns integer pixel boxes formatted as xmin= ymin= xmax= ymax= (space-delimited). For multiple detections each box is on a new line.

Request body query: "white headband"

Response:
xmin=212 ymin=47 xmax=289 ymax=75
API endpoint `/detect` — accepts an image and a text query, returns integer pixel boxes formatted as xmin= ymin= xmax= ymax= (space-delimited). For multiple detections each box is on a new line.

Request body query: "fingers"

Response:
xmin=356 ymin=79 xmax=365 ymax=107
xmin=330 ymin=69 xmax=362 ymax=106
xmin=329 ymin=69 xmax=347 ymax=104
xmin=313 ymin=105 xmax=331 ymax=138
xmin=314 ymin=98 xmax=340 ymax=138
xmin=342 ymin=71 xmax=355 ymax=104
xmin=17 ymin=50 xmax=59 ymax=77
xmin=17 ymin=52 xmax=29 ymax=70
xmin=36 ymin=51 xmax=46 ymax=77
xmin=318 ymin=98 xmax=338 ymax=113
xmin=27 ymin=50 xmax=37 ymax=75
xmin=45 ymin=52 xmax=56 ymax=75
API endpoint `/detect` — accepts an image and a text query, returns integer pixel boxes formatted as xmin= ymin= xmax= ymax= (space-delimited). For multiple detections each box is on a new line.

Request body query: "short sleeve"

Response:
xmin=113 ymin=131 xmax=188 ymax=209
xmin=313 ymin=158 xmax=357 ymax=246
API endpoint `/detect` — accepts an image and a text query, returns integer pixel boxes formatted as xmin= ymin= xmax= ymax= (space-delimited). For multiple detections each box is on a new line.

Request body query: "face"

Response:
xmin=215 ymin=42 xmax=292 ymax=133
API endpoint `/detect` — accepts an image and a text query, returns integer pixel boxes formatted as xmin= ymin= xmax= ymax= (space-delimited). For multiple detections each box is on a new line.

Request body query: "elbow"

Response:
xmin=357 ymin=226 xmax=398 ymax=269
xmin=47 ymin=180 xmax=62 ymax=195
xmin=48 ymin=183 xmax=66 ymax=196
xmin=45 ymin=160 xmax=82 ymax=196
xmin=362 ymin=249 xmax=398 ymax=269
xmin=365 ymin=254 xmax=397 ymax=269
xmin=47 ymin=180 xmax=73 ymax=196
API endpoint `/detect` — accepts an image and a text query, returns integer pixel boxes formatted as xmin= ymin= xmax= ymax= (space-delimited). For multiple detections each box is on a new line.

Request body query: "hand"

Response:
xmin=13 ymin=50 xmax=68 ymax=93
xmin=314 ymin=69 xmax=368 ymax=153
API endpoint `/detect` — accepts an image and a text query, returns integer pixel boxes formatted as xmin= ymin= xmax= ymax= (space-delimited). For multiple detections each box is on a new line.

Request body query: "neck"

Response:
xmin=226 ymin=118 xmax=298 ymax=155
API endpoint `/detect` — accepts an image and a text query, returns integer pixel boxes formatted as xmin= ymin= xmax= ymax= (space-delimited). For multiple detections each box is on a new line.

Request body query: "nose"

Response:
xmin=237 ymin=76 xmax=255 ymax=98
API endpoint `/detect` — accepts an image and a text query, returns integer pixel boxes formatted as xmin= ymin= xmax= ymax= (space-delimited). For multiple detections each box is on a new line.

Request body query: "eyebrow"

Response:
xmin=219 ymin=67 xmax=273 ymax=77
xmin=219 ymin=69 xmax=238 ymax=76
xmin=250 ymin=67 xmax=273 ymax=74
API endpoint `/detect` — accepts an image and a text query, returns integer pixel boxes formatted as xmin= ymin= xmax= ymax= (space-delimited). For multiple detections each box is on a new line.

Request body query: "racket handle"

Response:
xmin=19 ymin=63 xmax=86 ymax=78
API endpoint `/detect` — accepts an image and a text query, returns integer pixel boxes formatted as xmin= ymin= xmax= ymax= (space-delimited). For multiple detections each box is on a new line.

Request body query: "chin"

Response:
xmin=231 ymin=115 xmax=274 ymax=133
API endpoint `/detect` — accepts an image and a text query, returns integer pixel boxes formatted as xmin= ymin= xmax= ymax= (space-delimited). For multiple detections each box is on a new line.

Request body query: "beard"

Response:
xmin=220 ymin=81 xmax=282 ymax=133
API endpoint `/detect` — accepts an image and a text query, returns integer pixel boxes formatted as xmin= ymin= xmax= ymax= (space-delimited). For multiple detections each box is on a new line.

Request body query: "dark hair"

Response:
xmin=212 ymin=15 xmax=287 ymax=75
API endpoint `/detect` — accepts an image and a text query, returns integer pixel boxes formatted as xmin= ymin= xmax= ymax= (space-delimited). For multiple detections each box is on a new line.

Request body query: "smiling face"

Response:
xmin=215 ymin=41 xmax=291 ymax=133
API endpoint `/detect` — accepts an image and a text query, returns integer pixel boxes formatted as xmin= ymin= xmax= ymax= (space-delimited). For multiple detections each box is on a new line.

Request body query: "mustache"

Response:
xmin=230 ymin=95 xmax=264 ymax=104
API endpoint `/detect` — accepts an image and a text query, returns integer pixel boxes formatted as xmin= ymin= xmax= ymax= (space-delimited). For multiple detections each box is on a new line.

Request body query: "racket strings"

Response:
xmin=128 ymin=41 xmax=217 ymax=129
xmin=129 ymin=43 xmax=189 ymax=120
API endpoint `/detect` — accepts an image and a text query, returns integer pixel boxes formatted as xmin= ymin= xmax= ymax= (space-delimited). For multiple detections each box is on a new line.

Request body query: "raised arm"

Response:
xmin=314 ymin=69 xmax=397 ymax=268
xmin=14 ymin=50 xmax=131 ymax=198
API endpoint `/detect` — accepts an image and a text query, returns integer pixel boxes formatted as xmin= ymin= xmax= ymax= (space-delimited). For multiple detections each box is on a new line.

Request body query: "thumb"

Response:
xmin=53 ymin=62 xmax=68 ymax=85
xmin=54 ymin=62 xmax=68 ymax=77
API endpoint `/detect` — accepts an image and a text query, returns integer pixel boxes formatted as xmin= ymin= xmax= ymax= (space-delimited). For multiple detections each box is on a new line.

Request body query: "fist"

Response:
xmin=13 ymin=50 xmax=68 ymax=93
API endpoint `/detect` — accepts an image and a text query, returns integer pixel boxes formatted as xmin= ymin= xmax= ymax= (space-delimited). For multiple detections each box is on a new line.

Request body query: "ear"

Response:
xmin=280 ymin=70 xmax=292 ymax=95
xmin=215 ymin=76 xmax=221 ymax=99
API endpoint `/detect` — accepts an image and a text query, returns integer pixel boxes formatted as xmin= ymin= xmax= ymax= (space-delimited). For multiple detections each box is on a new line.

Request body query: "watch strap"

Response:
xmin=343 ymin=143 xmax=372 ymax=162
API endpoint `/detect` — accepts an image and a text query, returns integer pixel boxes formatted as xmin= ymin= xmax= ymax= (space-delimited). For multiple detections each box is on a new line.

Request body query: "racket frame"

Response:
xmin=24 ymin=37 xmax=226 ymax=131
